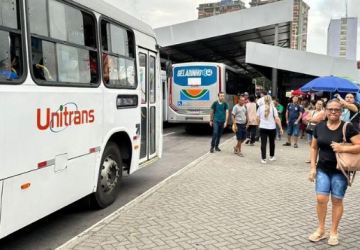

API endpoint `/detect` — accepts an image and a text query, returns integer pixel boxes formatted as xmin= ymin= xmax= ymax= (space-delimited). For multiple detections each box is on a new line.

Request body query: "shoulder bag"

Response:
xmin=335 ymin=122 xmax=360 ymax=186
xmin=305 ymin=111 xmax=316 ymax=134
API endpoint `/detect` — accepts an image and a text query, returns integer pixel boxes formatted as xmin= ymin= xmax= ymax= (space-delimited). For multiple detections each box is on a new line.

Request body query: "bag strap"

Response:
xmin=342 ymin=122 xmax=349 ymax=143
xmin=338 ymin=121 xmax=356 ymax=186
xmin=349 ymin=111 xmax=359 ymax=122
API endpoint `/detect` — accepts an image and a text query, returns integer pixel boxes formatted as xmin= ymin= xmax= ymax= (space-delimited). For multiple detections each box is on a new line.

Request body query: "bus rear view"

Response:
xmin=168 ymin=63 xmax=220 ymax=123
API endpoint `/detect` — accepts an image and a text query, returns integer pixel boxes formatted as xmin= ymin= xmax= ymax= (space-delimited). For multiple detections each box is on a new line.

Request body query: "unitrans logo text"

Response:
xmin=37 ymin=102 xmax=95 ymax=133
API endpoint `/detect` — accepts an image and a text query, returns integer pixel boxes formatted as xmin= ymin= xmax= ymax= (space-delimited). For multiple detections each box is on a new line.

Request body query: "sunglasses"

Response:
xmin=326 ymin=108 xmax=341 ymax=113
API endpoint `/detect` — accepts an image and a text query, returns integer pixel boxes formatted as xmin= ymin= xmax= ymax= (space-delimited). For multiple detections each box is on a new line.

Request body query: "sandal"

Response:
xmin=309 ymin=231 xmax=327 ymax=242
xmin=305 ymin=160 xmax=311 ymax=163
xmin=328 ymin=234 xmax=339 ymax=246
xmin=233 ymin=147 xmax=239 ymax=154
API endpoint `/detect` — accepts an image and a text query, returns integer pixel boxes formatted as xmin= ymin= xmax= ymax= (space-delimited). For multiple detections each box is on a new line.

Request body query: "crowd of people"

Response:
xmin=209 ymin=91 xmax=360 ymax=246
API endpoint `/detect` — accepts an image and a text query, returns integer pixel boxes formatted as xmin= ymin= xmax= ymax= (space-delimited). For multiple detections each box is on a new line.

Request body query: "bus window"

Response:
xmin=0 ymin=0 xmax=18 ymax=29
xmin=101 ymin=20 xmax=136 ymax=89
xmin=31 ymin=38 xmax=56 ymax=81
xmin=0 ymin=0 xmax=23 ymax=83
xmin=149 ymin=56 xmax=156 ymax=104
xmin=28 ymin=0 xmax=98 ymax=85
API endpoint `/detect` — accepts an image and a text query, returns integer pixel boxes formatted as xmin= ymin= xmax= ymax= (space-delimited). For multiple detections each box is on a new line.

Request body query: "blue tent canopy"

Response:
xmin=300 ymin=76 xmax=360 ymax=93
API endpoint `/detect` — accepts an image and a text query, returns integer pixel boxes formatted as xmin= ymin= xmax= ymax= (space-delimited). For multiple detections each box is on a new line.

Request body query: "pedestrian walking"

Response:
xmin=232 ymin=96 xmax=248 ymax=156
xmin=273 ymin=98 xmax=284 ymax=140
xmin=283 ymin=96 xmax=303 ymax=148
xmin=209 ymin=92 xmax=229 ymax=153
xmin=245 ymin=95 xmax=258 ymax=145
xmin=308 ymin=99 xmax=360 ymax=246
xmin=256 ymin=95 xmax=283 ymax=164
xmin=304 ymin=100 xmax=325 ymax=163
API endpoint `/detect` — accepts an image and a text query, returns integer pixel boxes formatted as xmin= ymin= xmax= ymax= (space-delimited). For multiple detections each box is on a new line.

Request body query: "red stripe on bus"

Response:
xmin=89 ymin=147 xmax=97 ymax=153
xmin=38 ymin=161 xmax=47 ymax=169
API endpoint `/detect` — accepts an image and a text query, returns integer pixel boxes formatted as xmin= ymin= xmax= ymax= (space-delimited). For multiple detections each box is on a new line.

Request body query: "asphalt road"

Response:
xmin=0 ymin=124 xmax=233 ymax=250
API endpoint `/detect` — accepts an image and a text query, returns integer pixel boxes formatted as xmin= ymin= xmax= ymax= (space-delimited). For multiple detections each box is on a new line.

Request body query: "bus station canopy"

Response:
xmin=155 ymin=0 xmax=293 ymax=77
xmin=245 ymin=42 xmax=360 ymax=90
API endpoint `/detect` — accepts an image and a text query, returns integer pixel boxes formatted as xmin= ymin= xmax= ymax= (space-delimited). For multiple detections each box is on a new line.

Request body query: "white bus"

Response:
xmin=168 ymin=62 xmax=251 ymax=124
xmin=0 ymin=0 xmax=162 ymax=238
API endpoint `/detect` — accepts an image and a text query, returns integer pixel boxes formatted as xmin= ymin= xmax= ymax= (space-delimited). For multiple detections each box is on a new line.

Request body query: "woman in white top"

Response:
xmin=256 ymin=95 xmax=283 ymax=164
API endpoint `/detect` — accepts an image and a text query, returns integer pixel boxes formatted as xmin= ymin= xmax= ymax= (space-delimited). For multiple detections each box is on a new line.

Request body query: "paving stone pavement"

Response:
xmin=59 ymin=137 xmax=360 ymax=250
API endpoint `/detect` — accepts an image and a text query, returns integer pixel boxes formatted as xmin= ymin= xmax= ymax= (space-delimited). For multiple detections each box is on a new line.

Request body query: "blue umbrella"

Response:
xmin=300 ymin=76 xmax=360 ymax=93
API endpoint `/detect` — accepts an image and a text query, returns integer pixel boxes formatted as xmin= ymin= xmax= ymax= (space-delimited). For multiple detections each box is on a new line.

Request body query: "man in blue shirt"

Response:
xmin=283 ymin=96 xmax=303 ymax=148
xmin=210 ymin=92 xmax=229 ymax=153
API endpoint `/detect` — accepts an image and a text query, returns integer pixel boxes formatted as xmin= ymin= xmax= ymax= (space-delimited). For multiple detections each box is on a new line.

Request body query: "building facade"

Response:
xmin=197 ymin=0 xmax=246 ymax=19
xmin=327 ymin=17 xmax=358 ymax=61
xmin=249 ymin=0 xmax=309 ymax=51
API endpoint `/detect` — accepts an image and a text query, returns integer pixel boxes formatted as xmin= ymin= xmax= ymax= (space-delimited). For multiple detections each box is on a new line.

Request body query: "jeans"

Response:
xmin=259 ymin=128 xmax=276 ymax=160
xmin=247 ymin=125 xmax=257 ymax=143
xmin=287 ymin=122 xmax=300 ymax=137
xmin=211 ymin=121 xmax=224 ymax=148
xmin=316 ymin=168 xmax=348 ymax=199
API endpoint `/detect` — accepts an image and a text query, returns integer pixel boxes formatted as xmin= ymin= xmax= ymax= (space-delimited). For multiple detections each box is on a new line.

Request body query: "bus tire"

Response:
xmin=92 ymin=142 xmax=123 ymax=208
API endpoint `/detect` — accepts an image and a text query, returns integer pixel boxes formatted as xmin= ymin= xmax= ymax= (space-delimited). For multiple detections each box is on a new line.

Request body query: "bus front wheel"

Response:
xmin=92 ymin=142 xmax=123 ymax=208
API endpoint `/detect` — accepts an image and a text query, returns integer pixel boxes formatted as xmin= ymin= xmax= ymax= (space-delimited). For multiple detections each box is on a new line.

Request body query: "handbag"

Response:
xmin=335 ymin=122 xmax=360 ymax=186
xmin=305 ymin=123 xmax=316 ymax=134
xmin=305 ymin=111 xmax=316 ymax=134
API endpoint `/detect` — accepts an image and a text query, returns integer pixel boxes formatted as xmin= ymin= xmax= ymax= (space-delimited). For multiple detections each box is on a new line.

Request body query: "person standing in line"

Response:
xmin=273 ymin=98 xmax=284 ymax=140
xmin=245 ymin=95 xmax=258 ymax=145
xmin=283 ymin=96 xmax=303 ymax=148
xmin=308 ymin=99 xmax=360 ymax=246
xmin=232 ymin=96 xmax=248 ymax=156
xmin=337 ymin=93 xmax=360 ymax=131
xmin=304 ymin=100 xmax=325 ymax=163
xmin=243 ymin=92 xmax=249 ymax=104
xmin=256 ymin=95 xmax=283 ymax=164
xmin=209 ymin=92 xmax=229 ymax=153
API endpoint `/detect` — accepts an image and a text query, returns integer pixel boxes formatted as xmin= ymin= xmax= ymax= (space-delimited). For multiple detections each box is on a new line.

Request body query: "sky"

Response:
xmin=103 ymin=0 xmax=360 ymax=60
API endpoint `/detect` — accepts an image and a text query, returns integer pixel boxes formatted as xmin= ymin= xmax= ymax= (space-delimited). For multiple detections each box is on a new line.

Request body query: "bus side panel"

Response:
xmin=102 ymin=87 xmax=140 ymax=174
xmin=0 ymin=87 xmax=102 ymax=180
xmin=0 ymin=153 xmax=96 ymax=239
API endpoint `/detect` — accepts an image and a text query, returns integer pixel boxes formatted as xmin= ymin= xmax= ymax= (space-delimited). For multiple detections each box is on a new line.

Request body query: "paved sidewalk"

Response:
xmin=59 ymin=137 xmax=360 ymax=250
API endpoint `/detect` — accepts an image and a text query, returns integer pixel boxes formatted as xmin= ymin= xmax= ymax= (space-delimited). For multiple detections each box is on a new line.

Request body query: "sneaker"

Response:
xmin=261 ymin=159 xmax=267 ymax=164
xmin=245 ymin=139 xmax=250 ymax=145
xmin=294 ymin=144 xmax=298 ymax=148
xmin=215 ymin=147 xmax=221 ymax=152
xmin=210 ymin=148 xmax=214 ymax=153
xmin=269 ymin=156 xmax=276 ymax=161
xmin=283 ymin=142 xmax=291 ymax=146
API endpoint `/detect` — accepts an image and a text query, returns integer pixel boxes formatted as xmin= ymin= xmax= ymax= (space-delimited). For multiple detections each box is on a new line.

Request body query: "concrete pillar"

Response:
xmin=272 ymin=24 xmax=279 ymax=97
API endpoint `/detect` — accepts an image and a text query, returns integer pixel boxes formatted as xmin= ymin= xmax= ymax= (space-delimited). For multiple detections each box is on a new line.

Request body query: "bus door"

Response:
xmin=139 ymin=49 xmax=157 ymax=163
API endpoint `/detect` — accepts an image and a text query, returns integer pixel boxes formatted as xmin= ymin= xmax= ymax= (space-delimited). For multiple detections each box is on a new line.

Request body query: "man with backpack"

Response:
xmin=210 ymin=92 xmax=229 ymax=153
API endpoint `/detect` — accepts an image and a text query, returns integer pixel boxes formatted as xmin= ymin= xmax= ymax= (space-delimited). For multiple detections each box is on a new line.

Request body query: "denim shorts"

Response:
xmin=316 ymin=168 xmax=348 ymax=199
xmin=306 ymin=133 xmax=313 ymax=143
xmin=236 ymin=123 xmax=247 ymax=141
xmin=287 ymin=122 xmax=300 ymax=136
